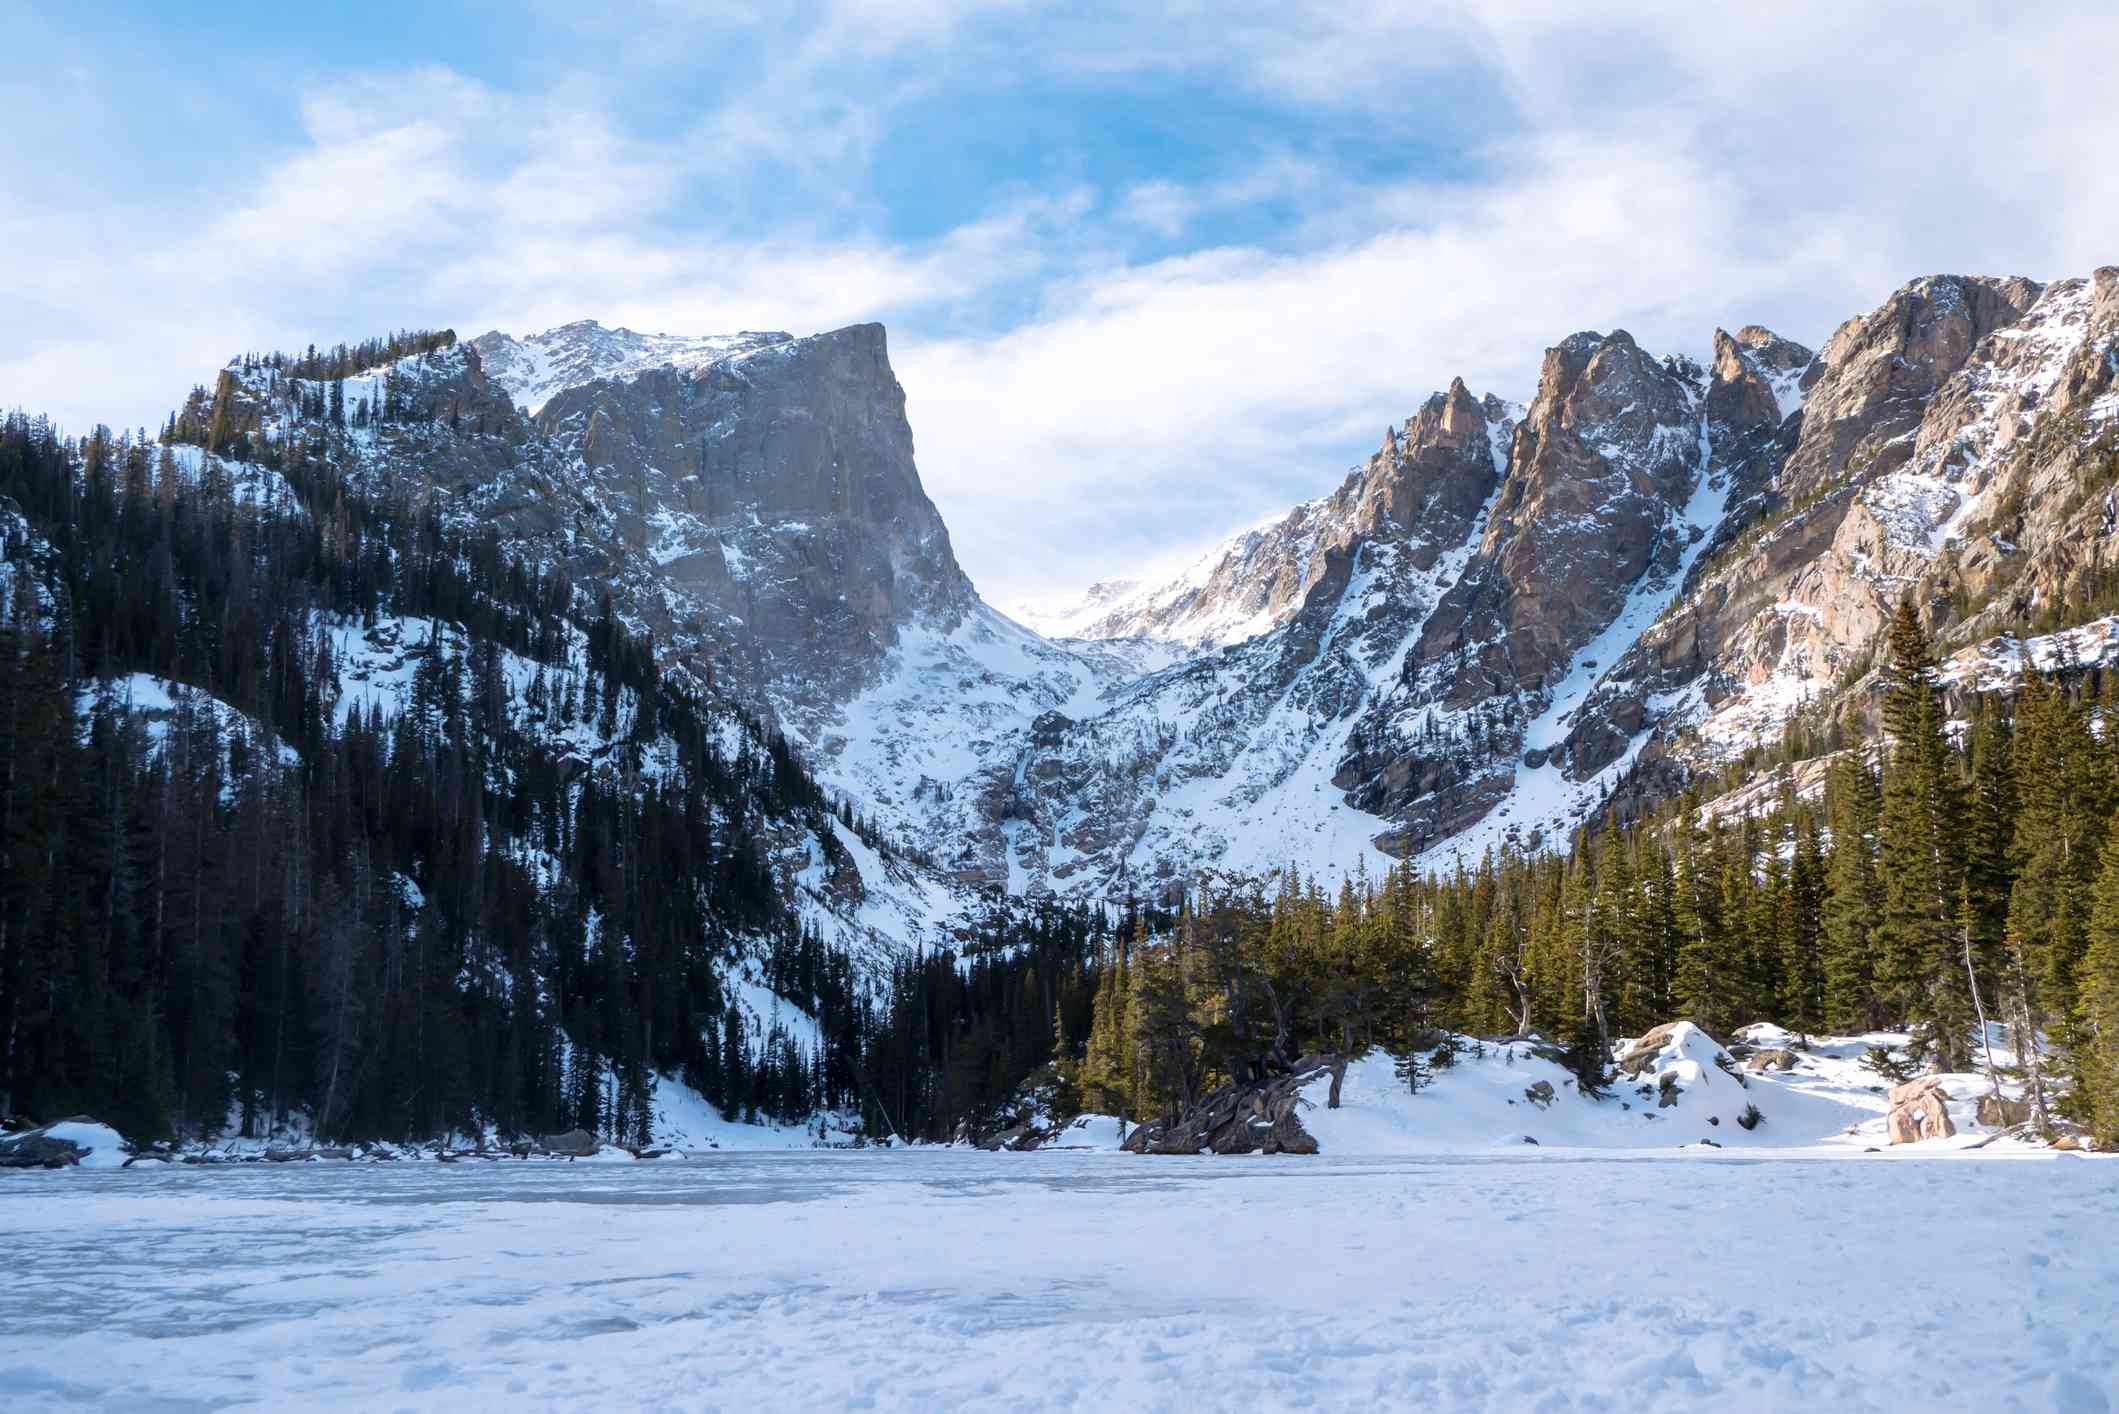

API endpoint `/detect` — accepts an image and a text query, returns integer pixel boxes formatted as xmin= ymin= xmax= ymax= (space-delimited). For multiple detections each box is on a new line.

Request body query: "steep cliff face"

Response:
xmin=527 ymin=324 xmax=976 ymax=714
xmin=1778 ymin=276 xmax=2043 ymax=502
xmin=230 ymin=323 xmax=978 ymax=719
xmin=1505 ymin=271 xmax=2110 ymax=801
xmin=1650 ymin=268 xmax=2119 ymax=765
xmin=1322 ymin=329 xmax=1754 ymax=856
xmin=1419 ymin=332 xmax=1708 ymax=704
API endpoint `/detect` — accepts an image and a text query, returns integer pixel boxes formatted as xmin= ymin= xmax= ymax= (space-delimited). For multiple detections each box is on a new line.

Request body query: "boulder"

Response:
xmin=1975 ymin=1093 xmax=2029 ymax=1127
xmin=540 ymin=1128 xmax=601 ymax=1157
xmin=0 ymin=1116 xmax=125 ymax=1169
xmin=1523 ymin=1080 xmax=1556 ymax=1108
xmin=1745 ymin=1049 xmax=1799 ymax=1072
xmin=1269 ymin=1110 xmax=1320 ymax=1155
xmin=1887 ymin=1086 xmax=1955 ymax=1144
xmin=1618 ymin=1021 xmax=1702 ymax=1077
xmin=975 ymin=1123 xmax=1034 ymax=1153
xmin=0 ymin=1129 xmax=84 ymax=1169
xmin=1889 ymin=1075 xmax=1948 ymax=1106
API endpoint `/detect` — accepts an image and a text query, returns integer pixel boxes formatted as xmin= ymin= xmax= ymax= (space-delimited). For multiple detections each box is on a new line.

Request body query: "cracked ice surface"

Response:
xmin=3 ymin=1151 xmax=2115 ymax=1410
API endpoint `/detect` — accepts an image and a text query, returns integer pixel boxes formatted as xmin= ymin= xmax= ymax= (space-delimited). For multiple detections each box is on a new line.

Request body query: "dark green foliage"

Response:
xmin=0 ymin=408 xmax=857 ymax=1142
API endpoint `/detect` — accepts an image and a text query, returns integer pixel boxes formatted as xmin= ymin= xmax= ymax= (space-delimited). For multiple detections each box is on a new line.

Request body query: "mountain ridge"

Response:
xmin=131 ymin=270 xmax=2119 ymax=905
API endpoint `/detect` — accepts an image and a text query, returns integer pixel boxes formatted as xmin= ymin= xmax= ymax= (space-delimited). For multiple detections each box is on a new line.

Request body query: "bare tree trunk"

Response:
xmin=1963 ymin=921 xmax=2002 ymax=1103
xmin=1327 ymin=1055 xmax=1348 ymax=1110
xmin=2015 ymin=990 xmax=2052 ymax=1137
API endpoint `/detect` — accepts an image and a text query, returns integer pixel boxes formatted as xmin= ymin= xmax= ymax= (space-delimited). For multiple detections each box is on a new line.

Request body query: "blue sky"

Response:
xmin=8 ymin=1 xmax=2119 ymax=606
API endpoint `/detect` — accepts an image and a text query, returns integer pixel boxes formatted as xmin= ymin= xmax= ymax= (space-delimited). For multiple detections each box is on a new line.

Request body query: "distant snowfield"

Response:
xmin=3 ymin=1147 xmax=2113 ymax=1412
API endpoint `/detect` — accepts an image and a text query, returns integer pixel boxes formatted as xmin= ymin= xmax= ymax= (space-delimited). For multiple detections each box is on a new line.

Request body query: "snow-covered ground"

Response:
xmin=1303 ymin=1023 xmax=2053 ymax=1156
xmin=3 ymin=1144 xmax=2112 ymax=1411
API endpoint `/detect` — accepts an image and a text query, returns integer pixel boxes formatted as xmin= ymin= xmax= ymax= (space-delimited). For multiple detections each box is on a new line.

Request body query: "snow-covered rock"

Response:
xmin=470 ymin=321 xmax=794 ymax=417
xmin=0 ymin=1118 xmax=129 ymax=1168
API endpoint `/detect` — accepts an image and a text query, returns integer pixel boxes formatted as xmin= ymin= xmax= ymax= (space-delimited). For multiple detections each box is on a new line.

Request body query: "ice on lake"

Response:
xmin=3 ymin=1149 xmax=2116 ymax=1411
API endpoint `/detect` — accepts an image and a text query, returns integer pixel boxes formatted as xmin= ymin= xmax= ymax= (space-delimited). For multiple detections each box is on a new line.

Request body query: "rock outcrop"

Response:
xmin=0 ymin=1116 xmax=124 ymax=1168
xmin=0 ymin=1123 xmax=89 ymax=1168
xmin=539 ymin=1128 xmax=601 ymax=1157
xmin=1617 ymin=1020 xmax=1698 ymax=1077
xmin=528 ymin=322 xmax=977 ymax=715
xmin=1886 ymin=1076 xmax=1957 ymax=1144
xmin=1976 ymin=1093 xmax=2030 ymax=1127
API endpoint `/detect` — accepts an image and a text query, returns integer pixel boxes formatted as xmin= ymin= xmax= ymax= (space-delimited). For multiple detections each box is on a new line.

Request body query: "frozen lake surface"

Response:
xmin=3 ymin=1149 xmax=2116 ymax=1411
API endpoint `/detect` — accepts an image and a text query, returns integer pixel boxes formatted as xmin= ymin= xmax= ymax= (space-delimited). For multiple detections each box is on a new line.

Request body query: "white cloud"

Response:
xmin=900 ymin=0 xmax=2119 ymax=603
xmin=6 ymin=0 xmax=2117 ymax=614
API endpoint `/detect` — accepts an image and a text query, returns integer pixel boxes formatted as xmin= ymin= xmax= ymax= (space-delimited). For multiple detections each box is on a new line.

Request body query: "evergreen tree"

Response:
xmin=2078 ymin=810 xmax=2119 ymax=1143
xmin=1821 ymin=751 xmax=1883 ymax=1030
xmin=1875 ymin=600 xmax=1969 ymax=1068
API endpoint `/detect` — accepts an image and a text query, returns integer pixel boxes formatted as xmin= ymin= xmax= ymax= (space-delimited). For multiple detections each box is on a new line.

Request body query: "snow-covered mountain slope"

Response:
xmin=1568 ymin=268 xmax=2119 ymax=802
xmin=1303 ymin=1022 xmax=2050 ymax=1155
xmin=75 ymin=673 xmax=302 ymax=769
xmin=175 ymin=336 xmax=1016 ymax=971
xmin=159 ymin=266 xmax=2119 ymax=906
xmin=1041 ymin=385 xmax=1522 ymax=654
xmin=822 ymin=269 xmax=2116 ymax=890
xmin=787 ymin=379 xmax=1518 ymax=895
xmin=469 ymin=321 xmax=793 ymax=416
xmin=1010 ymin=578 xmax=1145 ymax=640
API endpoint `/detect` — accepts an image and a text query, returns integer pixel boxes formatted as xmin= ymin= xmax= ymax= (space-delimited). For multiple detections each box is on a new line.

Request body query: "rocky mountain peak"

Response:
xmin=1044 ymin=380 xmax=1515 ymax=651
xmin=1707 ymin=325 xmax=1815 ymax=433
xmin=1781 ymin=273 xmax=2044 ymax=498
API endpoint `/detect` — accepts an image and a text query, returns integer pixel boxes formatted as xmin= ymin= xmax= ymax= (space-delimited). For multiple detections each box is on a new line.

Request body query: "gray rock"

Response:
xmin=0 ymin=1125 xmax=87 ymax=1169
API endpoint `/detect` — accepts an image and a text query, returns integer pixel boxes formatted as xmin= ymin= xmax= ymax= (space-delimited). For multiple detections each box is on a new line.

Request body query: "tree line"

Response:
xmin=1044 ymin=602 xmax=2119 ymax=1148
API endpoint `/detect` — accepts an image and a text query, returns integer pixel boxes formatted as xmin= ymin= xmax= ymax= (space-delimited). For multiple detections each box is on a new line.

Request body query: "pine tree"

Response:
xmin=1784 ymin=814 xmax=1826 ymax=1034
xmin=1672 ymin=817 xmax=1726 ymax=1032
xmin=1875 ymin=599 xmax=1968 ymax=1068
xmin=1821 ymin=750 xmax=1883 ymax=1030
xmin=2079 ymin=810 xmax=2119 ymax=1143
xmin=1047 ymin=1003 xmax=1081 ymax=1120
xmin=2005 ymin=670 xmax=2102 ymax=1118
